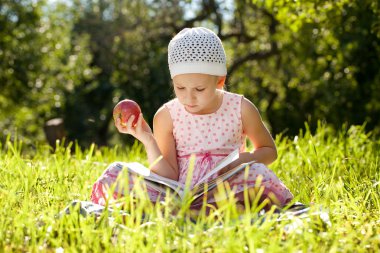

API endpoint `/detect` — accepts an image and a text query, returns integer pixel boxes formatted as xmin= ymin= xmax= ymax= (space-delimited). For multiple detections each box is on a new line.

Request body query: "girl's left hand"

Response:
xmin=217 ymin=152 xmax=254 ymax=176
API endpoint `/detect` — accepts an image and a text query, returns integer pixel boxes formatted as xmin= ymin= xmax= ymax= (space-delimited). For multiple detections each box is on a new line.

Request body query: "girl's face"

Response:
xmin=172 ymin=73 xmax=225 ymax=115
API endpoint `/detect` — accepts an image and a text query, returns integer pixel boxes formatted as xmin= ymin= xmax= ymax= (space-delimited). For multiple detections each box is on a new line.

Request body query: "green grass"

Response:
xmin=0 ymin=123 xmax=379 ymax=252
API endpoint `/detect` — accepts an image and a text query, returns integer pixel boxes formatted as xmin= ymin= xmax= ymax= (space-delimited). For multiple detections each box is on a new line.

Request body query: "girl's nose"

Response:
xmin=185 ymin=91 xmax=196 ymax=103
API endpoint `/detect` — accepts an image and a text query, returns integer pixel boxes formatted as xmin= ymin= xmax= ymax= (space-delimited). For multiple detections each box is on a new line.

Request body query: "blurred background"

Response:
xmin=1 ymin=0 xmax=379 ymax=148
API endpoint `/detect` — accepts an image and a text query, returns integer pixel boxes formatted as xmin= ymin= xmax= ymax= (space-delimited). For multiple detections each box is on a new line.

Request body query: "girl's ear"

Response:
xmin=216 ymin=76 xmax=226 ymax=89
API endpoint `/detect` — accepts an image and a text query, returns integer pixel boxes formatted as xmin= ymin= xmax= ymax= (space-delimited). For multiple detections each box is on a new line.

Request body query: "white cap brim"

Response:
xmin=169 ymin=62 xmax=227 ymax=78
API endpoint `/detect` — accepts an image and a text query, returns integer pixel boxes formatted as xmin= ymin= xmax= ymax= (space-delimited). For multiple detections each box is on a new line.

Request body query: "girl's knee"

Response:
xmin=249 ymin=163 xmax=267 ymax=171
xmin=105 ymin=162 xmax=123 ymax=172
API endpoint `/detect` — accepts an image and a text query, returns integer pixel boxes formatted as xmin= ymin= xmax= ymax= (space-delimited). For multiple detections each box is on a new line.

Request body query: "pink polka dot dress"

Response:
xmin=91 ymin=90 xmax=293 ymax=208
xmin=165 ymin=90 xmax=293 ymax=207
xmin=91 ymin=161 xmax=162 ymax=205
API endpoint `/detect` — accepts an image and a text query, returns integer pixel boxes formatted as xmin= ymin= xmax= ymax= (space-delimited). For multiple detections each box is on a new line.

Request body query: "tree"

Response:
xmin=65 ymin=0 xmax=184 ymax=146
xmin=245 ymin=0 xmax=380 ymax=135
xmin=60 ymin=0 xmax=380 ymax=145
xmin=2 ymin=0 xmax=379 ymax=147
xmin=0 ymin=0 xmax=96 ymax=145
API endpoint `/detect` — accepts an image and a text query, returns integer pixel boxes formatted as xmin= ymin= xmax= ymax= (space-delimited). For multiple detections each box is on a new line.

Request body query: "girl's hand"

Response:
xmin=115 ymin=113 xmax=153 ymax=144
xmin=217 ymin=159 xmax=240 ymax=176
xmin=217 ymin=152 xmax=255 ymax=176
xmin=217 ymin=156 xmax=241 ymax=176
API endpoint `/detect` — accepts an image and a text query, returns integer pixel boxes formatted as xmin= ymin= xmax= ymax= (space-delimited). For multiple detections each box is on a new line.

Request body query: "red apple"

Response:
xmin=113 ymin=99 xmax=141 ymax=127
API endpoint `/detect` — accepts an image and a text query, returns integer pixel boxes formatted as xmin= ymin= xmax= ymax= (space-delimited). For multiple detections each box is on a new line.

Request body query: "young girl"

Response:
xmin=91 ymin=27 xmax=293 ymax=209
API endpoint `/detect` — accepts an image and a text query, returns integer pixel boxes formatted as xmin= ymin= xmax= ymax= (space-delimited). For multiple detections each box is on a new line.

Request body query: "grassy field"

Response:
xmin=0 ymin=124 xmax=379 ymax=252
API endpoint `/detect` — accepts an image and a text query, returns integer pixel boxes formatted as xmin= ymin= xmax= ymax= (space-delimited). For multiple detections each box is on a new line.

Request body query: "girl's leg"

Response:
xmin=197 ymin=163 xmax=293 ymax=210
xmin=91 ymin=162 xmax=161 ymax=206
xmin=228 ymin=163 xmax=293 ymax=207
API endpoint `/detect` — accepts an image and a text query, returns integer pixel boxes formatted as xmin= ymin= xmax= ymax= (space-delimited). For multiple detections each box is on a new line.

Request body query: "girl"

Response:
xmin=91 ymin=27 xmax=293 ymax=209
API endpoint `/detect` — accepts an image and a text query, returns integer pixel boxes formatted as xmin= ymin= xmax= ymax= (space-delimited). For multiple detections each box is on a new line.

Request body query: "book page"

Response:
xmin=144 ymin=180 xmax=183 ymax=197
xmin=191 ymin=161 xmax=256 ymax=201
xmin=122 ymin=162 xmax=151 ymax=176
xmin=196 ymin=149 xmax=240 ymax=186
xmin=120 ymin=162 xmax=182 ymax=191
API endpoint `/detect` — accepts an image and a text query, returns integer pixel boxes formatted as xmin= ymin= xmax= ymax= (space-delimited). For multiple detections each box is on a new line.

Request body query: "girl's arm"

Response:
xmin=152 ymin=106 xmax=179 ymax=180
xmin=239 ymin=97 xmax=277 ymax=165
xmin=114 ymin=107 xmax=179 ymax=180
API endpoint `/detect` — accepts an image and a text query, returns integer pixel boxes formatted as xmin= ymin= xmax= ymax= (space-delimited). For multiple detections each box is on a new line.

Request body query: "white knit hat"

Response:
xmin=168 ymin=27 xmax=227 ymax=78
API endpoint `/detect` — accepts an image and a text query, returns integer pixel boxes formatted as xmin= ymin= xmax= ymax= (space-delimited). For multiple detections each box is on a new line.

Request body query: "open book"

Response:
xmin=116 ymin=149 xmax=256 ymax=201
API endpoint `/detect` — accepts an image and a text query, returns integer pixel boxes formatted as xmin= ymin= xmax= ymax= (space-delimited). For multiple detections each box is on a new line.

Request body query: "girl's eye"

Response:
xmin=176 ymin=87 xmax=185 ymax=90
xmin=196 ymin=88 xmax=205 ymax=92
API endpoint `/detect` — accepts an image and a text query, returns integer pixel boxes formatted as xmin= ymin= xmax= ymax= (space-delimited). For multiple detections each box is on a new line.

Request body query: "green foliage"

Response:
xmin=62 ymin=0 xmax=177 ymax=147
xmin=0 ymin=1 xmax=96 ymax=145
xmin=1 ymin=0 xmax=379 ymax=146
xmin=243 ymin=0 xmax=380 ymax=135
xmin=0 ymin=124 xmax=379 ymax=251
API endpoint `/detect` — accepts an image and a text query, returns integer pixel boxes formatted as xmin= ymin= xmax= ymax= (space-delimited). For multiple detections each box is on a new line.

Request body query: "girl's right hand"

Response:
xmin=115 ymin=113 xmax=153 ymax=145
